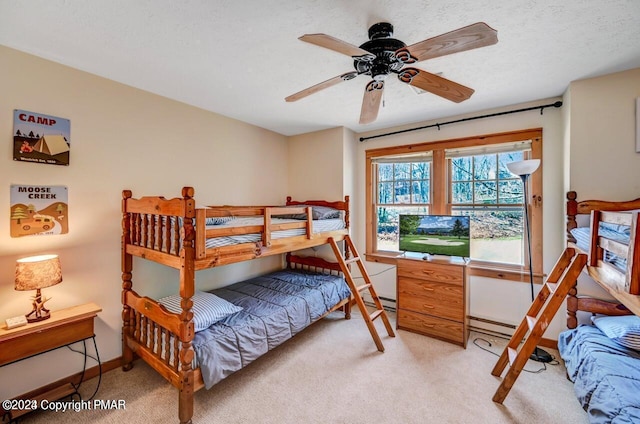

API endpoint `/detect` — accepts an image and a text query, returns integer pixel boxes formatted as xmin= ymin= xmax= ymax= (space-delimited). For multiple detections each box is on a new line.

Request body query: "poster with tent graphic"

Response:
xmin=13 ymin=109 xmax=70 ymax=166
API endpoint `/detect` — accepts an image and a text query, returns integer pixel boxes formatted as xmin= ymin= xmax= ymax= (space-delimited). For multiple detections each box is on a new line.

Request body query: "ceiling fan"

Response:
xmin=285 ymin=22 xmax=498 ymax=124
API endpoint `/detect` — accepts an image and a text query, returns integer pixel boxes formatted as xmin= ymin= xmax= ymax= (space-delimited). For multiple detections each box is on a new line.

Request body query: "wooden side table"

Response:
xmin=0 ymin=302 xmax=102 ymax=421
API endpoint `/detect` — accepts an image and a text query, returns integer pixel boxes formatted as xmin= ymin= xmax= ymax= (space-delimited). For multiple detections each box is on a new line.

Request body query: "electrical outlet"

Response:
xmin=5 ymin=315 xmax=28 ymax=329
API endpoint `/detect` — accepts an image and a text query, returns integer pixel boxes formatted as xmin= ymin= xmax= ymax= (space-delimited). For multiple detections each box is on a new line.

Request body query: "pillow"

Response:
xmin=205 ymin=216 xmax=234 ymax=225
xmin=570 ymin=227 xmax=590 ymax=251
xmin=158 ymin=291 xmax=242 ymax=332
xmin=599 ymin=222 xmax=631 ymax=237
xmin=278 ymin=205 xmax=341 ymax=220
xmin=310 ymin=205 xmax=341 ymax=220
xmin=592 ymin=315 xmax=640 ymax=350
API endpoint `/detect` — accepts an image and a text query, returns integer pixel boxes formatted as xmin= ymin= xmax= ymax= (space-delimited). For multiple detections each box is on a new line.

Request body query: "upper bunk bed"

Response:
xmin=122 ymin=186 xmax=351 ymax=270
xmin=565 ymin=190 xmax=640 ymax=321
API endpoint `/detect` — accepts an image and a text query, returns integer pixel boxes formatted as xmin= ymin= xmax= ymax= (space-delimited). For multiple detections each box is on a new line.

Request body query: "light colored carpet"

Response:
xmin=21 ymin=311 xmax=588 ymax=424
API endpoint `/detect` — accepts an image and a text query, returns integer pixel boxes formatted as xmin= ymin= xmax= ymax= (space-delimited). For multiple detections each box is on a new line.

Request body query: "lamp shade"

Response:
xmin=15 ymin=254 xmax=62 ymax=291
xmin=506 ymin=159 xmax=540 ymax=177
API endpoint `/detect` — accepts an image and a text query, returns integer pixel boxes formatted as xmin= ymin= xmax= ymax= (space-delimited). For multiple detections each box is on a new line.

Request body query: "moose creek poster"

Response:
xmin=10 ymin=185 xmax=69 ymax=237
xmin=13 ymin=109 xmax=71 ymax=166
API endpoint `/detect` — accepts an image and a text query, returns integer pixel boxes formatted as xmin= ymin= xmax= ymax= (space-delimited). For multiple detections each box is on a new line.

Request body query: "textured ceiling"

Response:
xmin=1 ymin=0 xmax=640 ymax=136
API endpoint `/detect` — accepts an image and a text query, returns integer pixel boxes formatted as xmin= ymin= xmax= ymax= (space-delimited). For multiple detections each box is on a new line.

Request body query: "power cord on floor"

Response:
xmin=353 ymin=266 xmax=396 ymax=279
xmin=472 ymin=337 xmax=559 ymax=373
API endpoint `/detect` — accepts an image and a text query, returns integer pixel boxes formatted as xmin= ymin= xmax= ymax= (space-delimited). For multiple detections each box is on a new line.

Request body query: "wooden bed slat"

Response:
xmin=601 ymin=210 xmax=633 ymax=226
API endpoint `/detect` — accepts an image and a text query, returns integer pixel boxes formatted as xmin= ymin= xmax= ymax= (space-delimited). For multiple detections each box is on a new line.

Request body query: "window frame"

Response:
xmin=365 ymin=128 xmax=543 ymax=283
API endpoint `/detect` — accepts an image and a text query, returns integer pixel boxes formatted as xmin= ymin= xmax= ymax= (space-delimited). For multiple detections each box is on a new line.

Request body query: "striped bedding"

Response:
xmin=204 ymin=216 xmax=345 ymax=249
xmin=570 ymin=225 xmax=630 ymax=271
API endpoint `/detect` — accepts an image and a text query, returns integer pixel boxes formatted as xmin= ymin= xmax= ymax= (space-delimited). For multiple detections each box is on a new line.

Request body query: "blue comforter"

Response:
xmin=558 ymin=325 xmax=640 ymax=423
xmin=192 ymin=269 xmax=351 ymax=389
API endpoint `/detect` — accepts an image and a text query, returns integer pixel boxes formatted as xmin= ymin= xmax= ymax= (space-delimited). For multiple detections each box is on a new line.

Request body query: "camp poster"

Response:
xmin=10 ymin=185 xmax=69 ymax=237
xmin=13 ymin=109 xmax=70 ymax=166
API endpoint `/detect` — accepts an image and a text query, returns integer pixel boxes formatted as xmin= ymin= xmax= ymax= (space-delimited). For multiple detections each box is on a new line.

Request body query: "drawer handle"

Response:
xmin=423 ymin=305 xmax=435 ymax=309
xmin=422 ymin=287 xmax=435 ymax=292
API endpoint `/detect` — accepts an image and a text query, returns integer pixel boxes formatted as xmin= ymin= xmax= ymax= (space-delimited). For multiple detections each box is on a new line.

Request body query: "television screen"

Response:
xmin=399 ymin=215 xmax=471 ymax=258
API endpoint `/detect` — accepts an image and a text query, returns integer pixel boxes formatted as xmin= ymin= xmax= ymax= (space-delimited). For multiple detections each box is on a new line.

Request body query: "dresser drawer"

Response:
xmin=397 ymin=259 xmax=463 ymax=285
xmin=397 ymin=277 xmax=463 ymax=321
xmin=397 ymin=309 xmax=464 ymax=345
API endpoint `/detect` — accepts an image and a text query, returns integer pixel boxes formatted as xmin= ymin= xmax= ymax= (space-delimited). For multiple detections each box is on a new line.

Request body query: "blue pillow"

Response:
xmin=592 ymin=315 xmax=640 ymax=351
xmin=159 ymin=291 xmax=242 ymax=332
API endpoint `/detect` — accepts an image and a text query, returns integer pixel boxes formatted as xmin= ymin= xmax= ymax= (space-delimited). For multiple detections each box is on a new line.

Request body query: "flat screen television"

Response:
xmin=399 ymin=214 xmax=471 ymax=258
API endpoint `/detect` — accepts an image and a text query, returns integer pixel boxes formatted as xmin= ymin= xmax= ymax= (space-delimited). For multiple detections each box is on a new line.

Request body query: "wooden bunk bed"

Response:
xmin=559 ymin=191 xmax=640 ymax=423
xmin=565 ymin=190 xmax=640 ymax=324
xmin=121 ymin=187 xmax=394 ymax=424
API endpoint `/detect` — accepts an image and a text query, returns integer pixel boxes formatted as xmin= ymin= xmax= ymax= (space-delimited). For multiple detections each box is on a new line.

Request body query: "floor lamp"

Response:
xmin=506 ymin=159 xmax=552 ymax=363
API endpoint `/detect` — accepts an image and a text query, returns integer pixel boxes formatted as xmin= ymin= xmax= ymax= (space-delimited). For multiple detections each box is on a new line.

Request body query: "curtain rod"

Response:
xmin=359 ymin=100 xmax=563 ymax=142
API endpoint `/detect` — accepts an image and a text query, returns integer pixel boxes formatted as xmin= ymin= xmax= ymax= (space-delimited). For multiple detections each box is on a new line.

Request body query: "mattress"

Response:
xmin=205 ymin=217 xmax=345 ymax=249
xmin=192 ymin=268 xmax=351 ymax=389
xmin=558 ymin=325 xmax=640 ymax=423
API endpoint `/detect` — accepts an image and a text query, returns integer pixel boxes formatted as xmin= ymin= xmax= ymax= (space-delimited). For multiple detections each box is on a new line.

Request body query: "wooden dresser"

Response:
xmin=396 ymin=255 xmax=469 ymax=347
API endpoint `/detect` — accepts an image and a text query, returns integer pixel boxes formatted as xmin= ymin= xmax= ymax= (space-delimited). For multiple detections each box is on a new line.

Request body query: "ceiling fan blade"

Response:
xmin=299 ymin=34 xmax=375 ymax=60
xmin=398 ymin=68 xmax=474 ymax=103
xmin=360 ymin=80 xmax=384 ymax=124
xmin=285 ymin=71 xmax=358 ymax=102
xmin=397 ymin=22 xmax=497 ymax=63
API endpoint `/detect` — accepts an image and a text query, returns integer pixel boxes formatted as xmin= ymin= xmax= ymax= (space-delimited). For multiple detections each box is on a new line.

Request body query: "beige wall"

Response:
xmin=287 ymin=127 xmax=345 ymax=201
xmin=568 ymin=68 xmax=640 ymax=199
xmin=0 ymin=46 xmax=289 ymax=398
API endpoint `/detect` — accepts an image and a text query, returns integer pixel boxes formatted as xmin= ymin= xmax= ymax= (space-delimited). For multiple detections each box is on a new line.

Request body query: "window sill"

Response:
xmin=365 ymin=252 xmax=545 ymax=283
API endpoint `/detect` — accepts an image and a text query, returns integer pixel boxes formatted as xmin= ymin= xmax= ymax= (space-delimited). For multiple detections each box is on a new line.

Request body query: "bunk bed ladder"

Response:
xmin=491 ymin=247 xmax=587 ymax=403
xmin=329 ymin=236 xmax=395 ymax=352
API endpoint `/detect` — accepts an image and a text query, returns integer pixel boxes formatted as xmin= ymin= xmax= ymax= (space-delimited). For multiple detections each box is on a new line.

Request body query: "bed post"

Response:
xmin=178 ymin=187 xmax=196 ymax=424
xmin=566 ymin=191 xmax=578 ymax=243
xmin=566 ymin=191 xmax=580 ymax=329
xmin=121 ymin=190 xmax=134 ymax=371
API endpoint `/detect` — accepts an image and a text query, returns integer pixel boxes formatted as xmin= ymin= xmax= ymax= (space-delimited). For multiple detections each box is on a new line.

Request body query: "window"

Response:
xmin=365 ymin=129 xmax=543 ymax=281
xmin=375 ymin=157 xmax=431 ymax=251
xmin=449 ymin=145 xmax=530 ymax=266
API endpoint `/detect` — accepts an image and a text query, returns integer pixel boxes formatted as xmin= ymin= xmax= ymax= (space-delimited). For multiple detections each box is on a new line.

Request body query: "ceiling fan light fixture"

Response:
xmin=287 ymin=22 xmax=498 ymax=123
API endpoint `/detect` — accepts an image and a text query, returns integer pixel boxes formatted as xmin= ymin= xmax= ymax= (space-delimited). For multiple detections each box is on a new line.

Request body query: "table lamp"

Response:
xmin=15 ymin=254 xmax=62 ymax=322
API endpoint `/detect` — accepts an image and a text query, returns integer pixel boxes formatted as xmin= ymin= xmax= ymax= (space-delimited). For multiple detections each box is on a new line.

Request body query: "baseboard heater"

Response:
xmin=468 ymin=315 xmax=516 ymax=340
xmin=360 ymin=297 xmax=516 ymax=337
xmin=363 ymin=296 xmax=396 ymax=312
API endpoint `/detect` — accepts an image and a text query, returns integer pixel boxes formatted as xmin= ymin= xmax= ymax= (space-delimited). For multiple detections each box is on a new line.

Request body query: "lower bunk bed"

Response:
xmin=558 ymin=191 xmax=640 ymax=423
xmin=123 ymin=253 xmax=352 ymax=423
xmin=186 ymin=262 xmax=352 ymax=389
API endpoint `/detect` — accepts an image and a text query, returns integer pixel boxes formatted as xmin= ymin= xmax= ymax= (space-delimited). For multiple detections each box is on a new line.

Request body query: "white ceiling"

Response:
xmin=1 ymin=1 xmax=640 ymax=136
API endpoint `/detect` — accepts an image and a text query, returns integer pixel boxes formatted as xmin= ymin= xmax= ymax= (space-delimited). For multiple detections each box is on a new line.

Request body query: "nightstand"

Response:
xmin=0 ymin=302 xmax=102 ymax=421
